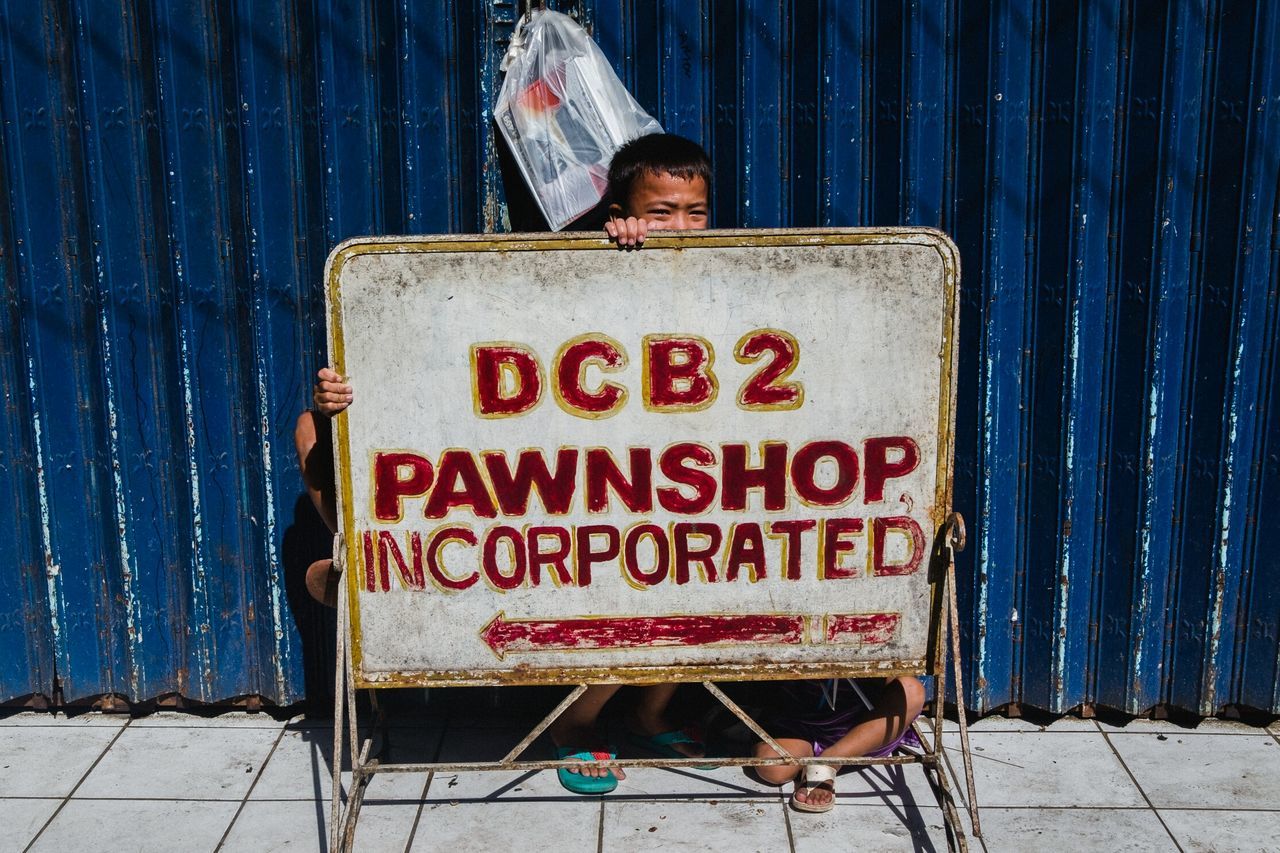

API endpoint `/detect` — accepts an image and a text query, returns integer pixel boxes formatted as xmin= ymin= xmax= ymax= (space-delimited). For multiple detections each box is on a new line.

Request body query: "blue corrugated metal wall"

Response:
xmin=1 ymin=0 xmax=1277 ymax=714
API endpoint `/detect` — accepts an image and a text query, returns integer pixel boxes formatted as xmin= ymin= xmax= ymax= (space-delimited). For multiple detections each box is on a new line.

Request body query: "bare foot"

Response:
xmin=794 ymin=777 xmax=835 ymax=809
xmin=549 ymin=725 xmax=626 ymax=780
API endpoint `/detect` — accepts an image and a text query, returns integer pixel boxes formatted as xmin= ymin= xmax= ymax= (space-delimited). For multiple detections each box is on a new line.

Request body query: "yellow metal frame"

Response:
xmin=324 ymin=227 xmax=960 ymax=690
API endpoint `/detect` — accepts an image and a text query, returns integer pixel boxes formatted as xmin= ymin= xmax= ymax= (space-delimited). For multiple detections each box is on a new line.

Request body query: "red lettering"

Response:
xmin=623 ymin=523 xmax=669 ymax=586
xmin=574 ymin=524 xmax=619 ymax=587
xmin=721 ymin=442 xmax=789 ymax=511
xmin=482 ymin=526 xmax=527 ymax=590
xmin=377 ymin=531 xmax=425 ymax=590
xmin=735 ymin=329 xmax=803 ymax=409
xmin=425 ymin=450 xmax=498 ymax=519
xmin=585 ymin=447 xmax=653 ymax=513
xmin=791 ymin=441 xmax=859 ymax=506
xmin=363 ymin=530 xmax=379 ymax=591
xmin=768 ymin=519 xmax=816 ymax=580
xmin=527 ymin=526 xmax=573 ymax=586
xmin=426 ymin=526 xmax=479 ymax=591
xmin=372 ymin=452 xmax=433 ymax=521
xmin=724 ymin=522 xmax=766 ymax=582
xmin=871 ymin=515 xmax=926 ymax=576
xmin=483 ymin=449 xmax=577 ymax=515
xmin=673 ymin=522 xmax=722 ymax=584
xmin=821 ymin=517 xmax=865 ymax=580
xmin=863 ymin=436 xmax=921 ymax=503
xmin=643 ymin=335 xmax=718 ymax=410
xmin=472 ymin=344 xmax=542 ymax=417
xmin=656 ymin=442 xmax=717 ymax=514
xmin=554 ymin=336 xmax=627 ymax=417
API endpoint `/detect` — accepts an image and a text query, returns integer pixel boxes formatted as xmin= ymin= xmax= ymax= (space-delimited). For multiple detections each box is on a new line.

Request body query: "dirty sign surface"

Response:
xmin=327 ymin=229 xmax=959 ymax=687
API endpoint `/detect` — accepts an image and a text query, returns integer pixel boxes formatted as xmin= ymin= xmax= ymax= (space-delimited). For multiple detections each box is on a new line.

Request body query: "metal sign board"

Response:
xmin=326 ymin=229 xmax=959 ymax=688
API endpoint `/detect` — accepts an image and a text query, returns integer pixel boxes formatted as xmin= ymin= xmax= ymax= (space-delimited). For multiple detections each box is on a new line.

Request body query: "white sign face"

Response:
xmin=327 ymin=229 xmax=958 ymax=687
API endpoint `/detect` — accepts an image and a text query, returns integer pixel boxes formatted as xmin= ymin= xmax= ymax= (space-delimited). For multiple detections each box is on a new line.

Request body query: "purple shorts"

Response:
xmin=766 ymin=679 xmax=921 ymax=757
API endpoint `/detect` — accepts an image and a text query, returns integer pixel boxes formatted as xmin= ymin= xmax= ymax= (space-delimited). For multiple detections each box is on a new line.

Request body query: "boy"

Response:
xmin=295 ymin=133 xmax=715 ymax=792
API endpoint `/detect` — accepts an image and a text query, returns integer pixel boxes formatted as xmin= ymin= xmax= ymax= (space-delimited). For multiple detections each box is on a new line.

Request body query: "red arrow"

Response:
xmin=824 ymin=613 xmax=900 ymax=645
xmin=480 ymin=612 xmax=805 ymax=659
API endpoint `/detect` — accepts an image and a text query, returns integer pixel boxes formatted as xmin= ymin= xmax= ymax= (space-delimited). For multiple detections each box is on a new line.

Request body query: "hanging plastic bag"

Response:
xmin=494 ymin=9 xmax=662 ymax=231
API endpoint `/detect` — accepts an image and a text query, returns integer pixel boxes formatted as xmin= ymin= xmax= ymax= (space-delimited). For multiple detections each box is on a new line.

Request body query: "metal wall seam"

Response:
xmin=72 ymin=0 xmax=166 ymax=701
xmin=1174 ymin=0 xmax=1245 ymax=713
xmin=1131 ymin=0 xmax=1207 ymax=715
xmin=974 ymin=0 xmax=1035 ymax=711
xmin=317 ymin=0 xmax=377 ymax=246
xmin=1053 ymin=0 xmax=1121 ymax=715
xmin=1093 ymin=0 xmax=1150 ymax=713
xmin=1266 ymin=238 xmax=1280 ymax=713
xmin=149 ymin=0 xmax=254 ymax=702
xmin=903 ymin=0 xmax=946 ymax=229
xmin=660 ymin=2 xmax=711 ymax=166
xmin=0 ymin=7 xmax=55 ymax=700
xmin=444 ymin=0 xmax=475 ymax=235
xmin=665 ymin=2 xmax=706 ymax=146
xmin=402 ymin=0 xmax=455 ymax=235
xmin=231 ymin=0 xmax=310 ymax=703
xmin=480 ymin=0 xmax=518 ymax=231
xmin=947 ymin=0 xmax=990 ymax=708
xmin=818 ymin=0 xmax=864 ymax=226
xmin=868 ymin=1 xmax=902 ymax=224
xmin=786 ymin=0 xmax=818 ymax=225
xmin=1209 ymin=0 xmax=1280 ymax=713
xmin=736 ymin=0 xmax=783 ymax=227
xmin=7 ymin=0 xmax=124 ymax=701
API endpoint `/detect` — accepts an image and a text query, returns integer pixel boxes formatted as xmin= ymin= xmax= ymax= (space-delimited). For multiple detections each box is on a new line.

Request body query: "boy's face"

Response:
xmin=619 ymin=171 xmax=709 ymax=230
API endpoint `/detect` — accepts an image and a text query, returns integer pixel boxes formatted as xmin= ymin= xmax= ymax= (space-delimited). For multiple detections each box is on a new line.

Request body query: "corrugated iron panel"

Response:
xmin=0 ymin=0 xmax=1276 ymax=715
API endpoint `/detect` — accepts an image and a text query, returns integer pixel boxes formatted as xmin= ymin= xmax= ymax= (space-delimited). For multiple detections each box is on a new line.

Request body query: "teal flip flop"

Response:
xmin=554 ymin=747 xmax=619 ymax=794
xmin=629 ymin=728 xmax=719 ymax=770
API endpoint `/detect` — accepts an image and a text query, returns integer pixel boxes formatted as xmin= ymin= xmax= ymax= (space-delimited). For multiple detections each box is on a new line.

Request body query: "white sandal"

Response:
xmin=790 ymin=764 xmax=837 ymax=813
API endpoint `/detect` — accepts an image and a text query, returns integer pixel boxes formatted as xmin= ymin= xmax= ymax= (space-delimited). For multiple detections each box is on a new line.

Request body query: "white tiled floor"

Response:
xmin=1106 ymin=732 xmax=1280 ymax=809
xmin=600 ymin=800 xmax=791 ymax=852
xmin=975 ymin=807 xmax=1176 ymax=852
xmin=0 ymin=725 xmax=122 ymax=797
xmin=1158 ymin=808 xmax=1280 ymax=852
xmin=2 ymin=709 xmax=1279 ymax=851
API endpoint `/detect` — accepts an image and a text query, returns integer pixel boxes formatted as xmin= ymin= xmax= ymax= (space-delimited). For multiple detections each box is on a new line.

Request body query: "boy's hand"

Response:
xmin=605 ymin=215 xmax=649 ymax=249
xmin=313 ymin=367 xmax=353 ymax=416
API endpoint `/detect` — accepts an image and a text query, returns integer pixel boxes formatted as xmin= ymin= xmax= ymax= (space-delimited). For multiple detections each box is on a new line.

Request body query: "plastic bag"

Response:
xmin=494 ymin=9 xmax=662 ymax=230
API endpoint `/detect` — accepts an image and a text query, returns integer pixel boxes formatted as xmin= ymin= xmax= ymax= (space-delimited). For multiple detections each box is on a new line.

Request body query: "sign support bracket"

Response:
xmin=327 ymin=514 xmax=981 ymax=852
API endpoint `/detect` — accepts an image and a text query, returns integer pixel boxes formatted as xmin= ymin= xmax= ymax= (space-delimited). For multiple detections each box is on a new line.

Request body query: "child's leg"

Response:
xmin=794 ymin=676 xmax=926 ymax=809
xmin=295 ymin=412 xmax=341 ymax=607
xmin=625 ymin=684 xmax=705 ymax=758
xmin=752 ymin=738 xmax=814 ymax=785
xmin=549 ymin=685 xmax=627 ymax=780
xmin=294 ymin=411 xmax=338 ymax=531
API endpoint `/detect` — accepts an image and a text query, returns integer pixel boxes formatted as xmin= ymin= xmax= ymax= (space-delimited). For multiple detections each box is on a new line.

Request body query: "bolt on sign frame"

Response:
xmin=323 ymin=229 xmax=980 ymax=851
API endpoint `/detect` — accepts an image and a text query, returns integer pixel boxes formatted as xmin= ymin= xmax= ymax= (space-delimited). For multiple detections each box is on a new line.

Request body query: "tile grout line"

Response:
xmin=595 ymin=796 xmax=606 ymax=853
xmin=781 ymin=790 xmax=797 ymax=853
xmin=400 ymin=771 xmax=434 ymax=852
xmin=214 ymin=723 xmax=288 ymax=852
xmin=403 ymin=722 xmax=450 ymax=853
xmin=22 ymin=717 xmax=133 ymax=853
xmin=1096 ymin=723 xmax=1186 ymax=853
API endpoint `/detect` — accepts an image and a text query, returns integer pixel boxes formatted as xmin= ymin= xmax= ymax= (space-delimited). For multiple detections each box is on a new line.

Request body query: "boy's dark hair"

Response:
xmin=607 ymin=133 xmax=712 ymax=208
